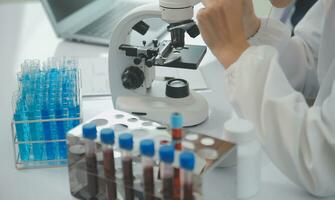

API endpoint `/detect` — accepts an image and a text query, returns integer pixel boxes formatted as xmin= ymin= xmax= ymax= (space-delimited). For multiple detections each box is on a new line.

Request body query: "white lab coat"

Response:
xmin=271 ymin=1 xmax=296 ymax=29
xmin=224 ymin=0 xmax=335 ymax=197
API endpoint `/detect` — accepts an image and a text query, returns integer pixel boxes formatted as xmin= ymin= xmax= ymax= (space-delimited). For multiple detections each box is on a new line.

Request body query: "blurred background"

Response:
xmin=0 ymin=0 xmax=316 ymax=26
xmin=0 ymin=0 xmax=34 ymax=2
xmin=0 ymin=0 xmax=273 ymax=16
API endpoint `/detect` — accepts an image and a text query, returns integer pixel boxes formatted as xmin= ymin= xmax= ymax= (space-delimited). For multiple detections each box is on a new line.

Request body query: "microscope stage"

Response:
xmin=156 ymin=44 xmax=207 ymax=70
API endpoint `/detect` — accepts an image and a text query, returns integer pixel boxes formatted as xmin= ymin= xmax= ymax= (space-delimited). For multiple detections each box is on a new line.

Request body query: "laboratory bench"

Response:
xmin=0 ymin=2 xmax=331 ymax=200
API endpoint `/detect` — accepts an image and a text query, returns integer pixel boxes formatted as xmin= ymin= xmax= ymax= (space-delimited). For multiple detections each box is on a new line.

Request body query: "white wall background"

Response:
xmin=254 ymin=0 xmax=273 ymax=16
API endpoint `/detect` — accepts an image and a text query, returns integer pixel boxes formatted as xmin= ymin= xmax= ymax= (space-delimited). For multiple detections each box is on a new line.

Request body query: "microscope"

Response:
xmin=108 ymin=0 xmax=242 ymax=175
xmin=109 ymin=0 xmax=209 ymax=126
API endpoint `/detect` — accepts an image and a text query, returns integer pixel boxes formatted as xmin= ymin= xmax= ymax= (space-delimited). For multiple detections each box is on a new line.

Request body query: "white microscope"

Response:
xmin=109 ymin=0 xmax=209 ymax=127
xmin=106 ymin=2 xmax=262 ymax=198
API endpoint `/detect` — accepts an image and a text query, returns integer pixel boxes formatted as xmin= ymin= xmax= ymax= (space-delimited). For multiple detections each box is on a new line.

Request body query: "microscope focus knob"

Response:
xmin=133 ymin=58 xmax=142 ymax=65
xmin=145 ymin=58 xmax=155 ymax=67
xmin=153 ymin=39 xmax=159 ymax=47
xmin=166 ymin=79 xmax=190 ymax=98
xmin=122 ymin=66 xmax=145 ymax=90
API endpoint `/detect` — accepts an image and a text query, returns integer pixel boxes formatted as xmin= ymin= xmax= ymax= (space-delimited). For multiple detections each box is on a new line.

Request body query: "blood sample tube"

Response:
xmin=157 ymin=140 xmax=170 ymax=180
xmin=180 ymin=151 xmax=195 ymax=200
xmin=171 ymin=113 xmax=183 ymax=199
xmin=140 ymin=139 xmax=156 ymax=200
xmin=82 ymin=123 xmax=99 ymax=198
xmin=159 ymin=145 xmax=175 ymax=200
xmin=100 ymin=128 xmax=117 ymax=200
xmin=171 ymin=113 xmax=183 ymax=150
xmin=119 ymin=133 xmax=134 ymax=200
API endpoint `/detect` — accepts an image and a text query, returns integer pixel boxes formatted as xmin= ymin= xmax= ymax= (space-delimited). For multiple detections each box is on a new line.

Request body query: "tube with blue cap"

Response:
xmin=171 ymin=112 xmax=183 ymax=150
xmin=171 ymin=112 xmax=183 ymax=199
xmin=101 ymin=128 xmax=117 ymax=200
xmin=159 ymin=145 xmax=175 ymax=200
xmin=119 ymin=133 xmax=134 ymax=200
xmin=140 ymin=139 xmax=155 ymax=200
xmin=82 ymin=123 xmax=98 ymax=198
xmin=180 ymin=151 xmax=195 ymax=200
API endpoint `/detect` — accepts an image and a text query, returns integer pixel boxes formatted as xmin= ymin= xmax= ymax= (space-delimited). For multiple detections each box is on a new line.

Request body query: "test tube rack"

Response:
xmin=11 ymin=115 xmax=83 ymax=169
xmin=67 ymin=109 xmax=236 ymax=200
xmin=11 ymin=59 xmax=83 ymax=170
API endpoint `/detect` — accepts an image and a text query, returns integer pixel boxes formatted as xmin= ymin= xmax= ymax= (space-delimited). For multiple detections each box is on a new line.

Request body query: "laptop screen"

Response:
xmin=47 ymin=0 xmax=95 ymax=22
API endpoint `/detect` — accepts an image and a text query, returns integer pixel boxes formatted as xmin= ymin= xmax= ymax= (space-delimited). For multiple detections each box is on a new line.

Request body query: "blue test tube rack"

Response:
xmin=11 ymin=57 xmax=83 ymax=170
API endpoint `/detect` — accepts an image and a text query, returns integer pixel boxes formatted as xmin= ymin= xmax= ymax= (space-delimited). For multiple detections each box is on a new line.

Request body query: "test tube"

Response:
xmin=42 ymin=63 xmax=60 ymax=160
xmin=82 ymin=123 xmax=99 ymax=198
xmin=119 ymin=133 xmax=134 ymax=200
xmin=157 ymin=140 xmax=170 ymax=180
xmin=171 ymin=113 xmax=183 ymax=150
xmin=56 ymin=108 xmax=70 ymax=159
xmin=171 ymin=113 xmax=184 ymax=199
xmin=100 ymin=128 xmax=117 ymax=200
xmin=159 ymin=145 xmax=175 ymax=200
xmin=29 ymin=110 xmax=45 ymax=161
xmin=42 ymin=108 xmax=59 ymax=160
xmin=14 ymin=111 xmax=30 ymax=161
xmin=179 ymin=151 xmax=195 ymax=200
xmin=140 ymin=139 xmax=155 ymax=200
xmin=22 ymin=60 xmax=42 ymax=160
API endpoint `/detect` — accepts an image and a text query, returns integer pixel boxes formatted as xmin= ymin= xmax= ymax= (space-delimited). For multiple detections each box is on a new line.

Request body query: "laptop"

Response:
xmin=41 ymin=0 xmax=167 ymax=46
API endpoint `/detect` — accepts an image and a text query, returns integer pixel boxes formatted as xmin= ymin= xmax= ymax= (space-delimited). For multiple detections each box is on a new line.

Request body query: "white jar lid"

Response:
xmin=223 ymin=118 xmax=255 ymax=144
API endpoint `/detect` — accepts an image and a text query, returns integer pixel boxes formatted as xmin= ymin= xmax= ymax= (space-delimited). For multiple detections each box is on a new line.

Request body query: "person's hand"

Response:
xmin=243 ymin=0 xmax=261 ymax=39
xmin=197 ymin=0 xmax=256 ymax=68
xmin=270 ymin=0 xmax=294 ymax=8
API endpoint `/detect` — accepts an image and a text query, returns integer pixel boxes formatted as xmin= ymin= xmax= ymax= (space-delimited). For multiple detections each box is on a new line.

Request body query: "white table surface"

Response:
xmin=0 ymin=2 xmax=331 ymax=200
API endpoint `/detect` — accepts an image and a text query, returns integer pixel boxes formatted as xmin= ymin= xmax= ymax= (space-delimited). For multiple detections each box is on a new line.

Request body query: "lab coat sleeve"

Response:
xmin=247 ymin=1 xmax=326 ymax=96
xmin=225 ymin=45 xmax=335 ymax=197
xmin=247 ymin=18 xmax=311 ymax=93
xmin=248 ymin=18 xmax=291 ymax=52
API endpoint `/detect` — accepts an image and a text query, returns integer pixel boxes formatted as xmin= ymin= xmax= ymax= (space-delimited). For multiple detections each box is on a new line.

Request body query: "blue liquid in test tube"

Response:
xmin=42 ymin=108 xmax=59 ymax=160
xmin=28 ymin=110 xmax=46 ymax=161
xmin=69 ymin=106 xmax=80 ymax=128
xmin=14 ymin=112 xmax=31 ymax=161
xmin=56 ymin=108 xmax=70 ymax=159
xmin=14 ymin=57 xmax=81 ymax=162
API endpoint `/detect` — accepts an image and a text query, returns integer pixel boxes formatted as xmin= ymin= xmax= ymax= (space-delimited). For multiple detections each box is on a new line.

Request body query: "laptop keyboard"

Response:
xmin=77 ymin=2 xmax=143 ymax=39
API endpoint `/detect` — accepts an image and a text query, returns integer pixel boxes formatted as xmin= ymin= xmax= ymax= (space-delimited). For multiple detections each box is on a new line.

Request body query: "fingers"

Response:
xmin=196 ymin=8 xmax=206 ymax=23
xmin=269 ymin=0 xmax=294 ymax=8
xmin=197 ymin=6 xmax=227 ymax=41
xmin=243 ymin=0 xmax=256 ymax=16
xmin=197 ymin=7 xmax=218 ymax=28
xmin=201 ymin=0 xmax=225 ymax=8
xmin=201 ymin=0 xmax=210 ymax=7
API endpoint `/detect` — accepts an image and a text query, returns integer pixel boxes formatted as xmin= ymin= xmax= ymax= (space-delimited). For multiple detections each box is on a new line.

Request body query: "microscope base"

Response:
xmin=116 ymin=91 xmax=209 ymax=127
